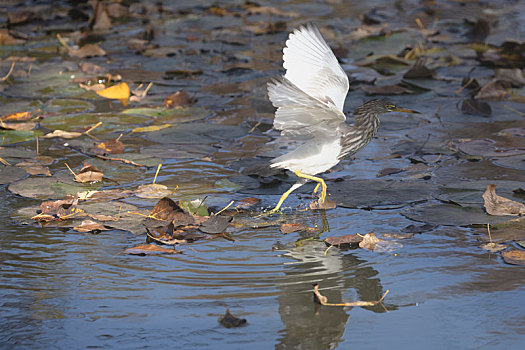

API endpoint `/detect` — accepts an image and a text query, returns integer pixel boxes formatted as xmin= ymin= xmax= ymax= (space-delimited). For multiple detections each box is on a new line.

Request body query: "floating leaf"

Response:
xmin=90 ymin=138 xmax=124 ymax=155
xmin=135 ymin=184 xmax=172 ymax=198
xmin=43 ymin=130 xmax=83 ymax=139
xmin=460 ymin=99 xmax=491 ymax=117
xmin=501 ymin=249 xmax=525 ymax=265
xmin=124 ymin=244 xmax=182 ymax=256
xmin=75 ymin=162 xmax=103 ymax=183
xmin=73 ymin=220 xmax=109 ymax=233
xmin=179 ymin=199 xmax=209 ymax=217
xmin=313 ymin=284 xmax=389 ymax=307
xmin=359 ymin=232 xmax=381 ymax=250
xmin=95 ymin=82 xmax=130 ymax=100
xmin=309 ymin=198 xmax=337 ymax=210
xmin=131 ymin=124 xmax=171 ymax=133
xmin=324 ymin=234 xmax=363 ymax=248
xmin=163 ymin=91 xmax=194 ymax=108
xmin=68 ymin=43 xmax=107 ymax=58
xmin=199 ymin=214 xmax=232 ymax=234
xmin=218 ymin=309 xmax=247 ymax=328
xmin=483 ymin=184 xmax=525 ymax=216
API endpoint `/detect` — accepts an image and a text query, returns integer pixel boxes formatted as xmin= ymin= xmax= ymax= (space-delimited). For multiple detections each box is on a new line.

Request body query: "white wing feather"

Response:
xmin=283 ymin=24 xmax=349 ymax=112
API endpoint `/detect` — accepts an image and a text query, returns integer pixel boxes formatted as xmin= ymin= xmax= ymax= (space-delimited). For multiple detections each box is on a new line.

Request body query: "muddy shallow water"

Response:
xmin=1 ymin=0 xmax=524 ymax=349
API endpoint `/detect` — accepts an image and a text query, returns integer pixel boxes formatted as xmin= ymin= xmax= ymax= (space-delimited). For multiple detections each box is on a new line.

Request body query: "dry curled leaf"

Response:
xmin=0 ymin=111 xmax=32 ymax=122
xmin=359 ymin=232 xmax=381 ymax=250
xmin=324 ymin=234 xmax=363 ymax=248
xmin=199 ymin=214 xmax=232 ymax=234
xmin=163 ymin=90 xmax=194 ymax=108
xmin=68 ymin=43 xmax=107 ymax=58
xmin=43 ymin=130 xmax=83 ymax=139
xmin=75 ymin=162 xmax=103 ymax=183
xmin=91 ymin=138 xmax=124 ymax=155
xmin=218 ymin=308 xmax=247 ymax=328
xmin=73 ymin=220 xmax=109 ymax=233
xmin=483 ymin=184 xmax=525 ymax=216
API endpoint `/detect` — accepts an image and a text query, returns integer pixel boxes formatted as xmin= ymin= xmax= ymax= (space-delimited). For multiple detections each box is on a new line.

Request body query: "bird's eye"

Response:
xmin=385 ymin=104 xmax=396 ymax=110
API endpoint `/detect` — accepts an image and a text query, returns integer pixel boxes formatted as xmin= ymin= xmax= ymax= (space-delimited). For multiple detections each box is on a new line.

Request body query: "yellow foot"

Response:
xmin=312 ymin=183 xmax=321 ymax=195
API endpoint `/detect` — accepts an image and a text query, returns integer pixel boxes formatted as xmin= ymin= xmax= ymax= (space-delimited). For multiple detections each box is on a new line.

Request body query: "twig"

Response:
xmin=215 ymin=201 xmax=234 ymax=216
xmin=117 ymin=206 xmax=122 ymax=221
xmin=323 ymin=245 xmax=334 ymax=255
xmin=153 ymin=163 xmax=162 ymax=184
xmin=248 ymin=121 xmax=261 ymax=134
xmin=455 ymin=78 xmax=474 ymax=95
xmin=503 ymin=105 xmax=525 ymax=116
xmin=36 ymin=136 xmax=39 ymax=158
xmin=64 ymin=163 xmax=81 ymax=182
xmin=116 ymin=133 xmax=123 ymax=142
xmin=94 ymin=154 xmax=147 ymax=167
xmin=487 ymin=223 xmax=492 ymax=244
xmin=313 ymin=284 xmax=389 ymax=307
xmin=0 ymin=157 xmax=10 ymax=166
xmin=84 ymin=121 xmax=102 ymax=134
xmin=1 ymin=62 xmax=15 ymax=81
xmin=56 ymin=33 xmax=72 ymax=50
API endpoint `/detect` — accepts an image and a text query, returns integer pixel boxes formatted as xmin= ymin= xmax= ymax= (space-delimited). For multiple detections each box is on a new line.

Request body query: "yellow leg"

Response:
xmin=268 ymin=183 xmax=302 ymax=214
xmin=313 ymin=182 xmax=321 ymax=194
xmin=294 ymin=170 xmax=327 ymax=203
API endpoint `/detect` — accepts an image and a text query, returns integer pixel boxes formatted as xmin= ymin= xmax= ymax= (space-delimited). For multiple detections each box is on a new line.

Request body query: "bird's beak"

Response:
xmin=394 ymin=107 xmax=420 ymax=114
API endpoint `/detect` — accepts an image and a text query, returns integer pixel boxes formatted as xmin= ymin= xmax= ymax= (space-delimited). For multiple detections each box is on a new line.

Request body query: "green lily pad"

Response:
xmin=0 ymin=130 xmax=44 ymax=145
xmin=8 ymin=176 xmax=102 ymax=200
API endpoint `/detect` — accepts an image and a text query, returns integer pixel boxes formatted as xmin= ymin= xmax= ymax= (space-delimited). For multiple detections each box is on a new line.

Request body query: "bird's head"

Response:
xmin=361 ymin=99 xmax=420 ymax=114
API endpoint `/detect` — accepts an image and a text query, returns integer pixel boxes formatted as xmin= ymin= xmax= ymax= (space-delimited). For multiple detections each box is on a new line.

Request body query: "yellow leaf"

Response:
xmin=95 ymin=82 xmax=130 ymax=100
xmin=131 ymin=124 xmax=171 ymax=133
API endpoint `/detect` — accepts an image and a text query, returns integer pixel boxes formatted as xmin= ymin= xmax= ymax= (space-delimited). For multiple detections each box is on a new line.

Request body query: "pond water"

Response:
xmin=1 ymin=0 xmax=524 ymax=349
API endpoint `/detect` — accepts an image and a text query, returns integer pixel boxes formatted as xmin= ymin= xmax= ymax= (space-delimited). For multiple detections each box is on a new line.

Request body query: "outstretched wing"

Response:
xmin=283 ymin=23 xmax=349 ymax=113
xmin=267 ymin=76 xmax=345 ymax=139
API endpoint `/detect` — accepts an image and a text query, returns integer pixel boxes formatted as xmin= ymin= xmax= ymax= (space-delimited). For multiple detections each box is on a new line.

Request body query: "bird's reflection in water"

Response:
xmin=273 ymin=211 xmax=388 ymax=350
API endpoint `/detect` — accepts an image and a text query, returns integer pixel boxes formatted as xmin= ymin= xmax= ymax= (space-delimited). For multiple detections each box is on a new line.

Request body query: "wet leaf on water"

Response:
xmin=0 ymin=166 xmax=27 ymax=184
xmin=75 ymin=162 xmax=103 ymax=183
xmin=235 ymin=197 xmax=260 ymax=210
xmin=80 ymin=62 xmax=104 ymax=75
xmin=124 ymin=244 xmax=182 ymax=256
xmin=149 ymin=197 xmax=198 ymax=227
xmin=163 ymin=91 xmax=194 ymax=108
xmin=90 ymin=138 xmax=124 ymax=155
xmin=218 ymin=309 xmax=247 ymax=328
xmin=460 ymin=99 xmax=491 ymax=117
xmin=500 ymin=249 xmax=525 ymax=266
xmin=33 ymin=197 xmax=83 ymax=222
xmin=309 ymin=198 xmax=337 ymax=210
xmin=199 ymin=214 xmax=232 ymax=234
xmin=131 ymin=124 xmax=171 ymax=133
xmin=89 ymin=0 xmax=112 ymax=31
xmin=465 ymin=18 xmax=491 ymax=43
xmin=359 ymin=232 xmax=381 ymax=250
xmin=95 ymin=82 xmax=130 ymax=100
xmin=483 ymin=184 xmax=525 ymax=216
xmin=68 ymin=43 xmax=107 ymax=58
xmin=457 ymin=139 xmax=525 ymax=158
xmin=324 ymin=234 xmax=363 ymax=248
xmin=43 ymin=129 xmax=83 ymax=139
xmin=280 ymin=223 xmax=318 ymax=235
xmin=23 ymin=165 xmax=51 ymax=176
xmin=135 ymin=184 xmax=172 ymax=198
xmin=179 ymin=199 xmax=209 ymax=217
xmin=246 ymin=5 xmax=299 ymax=17
xmin=73 ymin=220 xmax=109 ymax=233
xmin=481 ymin=242 xmax=507 ymax=253
xmin=403 ymin=58 xmax=434 ymax=79
xmin=495 ymin=68 xmax=525 ymax=87
xmin=377 ymin=167 xmax=404 ymax=177
xmin=474 ymin=81 xmax=508 ymax=100
xmin=382 ymin=232 xmax=415 ymax=239
xmin=0 ymin=122 xmax=36 ymax=131
xmin=313 ymin=284 xmax=389 ymax=307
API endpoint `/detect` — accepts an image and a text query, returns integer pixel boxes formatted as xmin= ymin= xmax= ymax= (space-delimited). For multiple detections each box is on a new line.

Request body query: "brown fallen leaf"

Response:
xmin=80 ymin=62 xmax=105 ymax=75
xmin=313 ymin=284 xmax=389 ymax=307
xmin=73 ymin=220 xmax=109 ymax=233
xmin=324 ymin=234 xmax=363 ymax=248
xmin=483 ymin=184 xmax=525 ymax=216
xmin=0 ymin=122 xmax=36 ymax=131
xmin=199 ymin=214 xmax=232 ymax=234
xmin=235 ymin=197 xmax=261 ymax=210
xmin=33 ymin=197 xmax=83 ymax=222
xmin=135 ymin=183 xmax=172 ymax=198
xmin=89 ymin=0 xmax=112 ymax=31
xmin=245 ymin=5 xmax=299 ymax=17
xmin=501 ymin=249 xmax=525 ymax=265
xmin=69 ymin=43 xmax=107 ymax=58
xmin=150 ymin=197 xmax=196 ymax=226
xmin=23 ymin=165 xmax=51 ymax=176
xmin=461 ymin=98 xmax=491 ymax=117
xmin=474 ymin=81 xmax=508 ymax=100
xmin=90 ymin=138 xmax=124 ymax=155
xmin=218 ymin=308 xmax=247 ymax=328
xmin=0 ymin=29 xmax=26 ymax=45
xmin=124 ymin=244 xmax=182 ymax=256
xmin=280 ymin=223 xmax=318 ymax=234
xmin=163 ymin=90 xmax=194 ymax=108
xmin=403 ymin=58 xmax=434 ymax=79
xmin=75 ymin=162 xmax=103 ymax=183
xmin=359 ymin=232 xmax=381 ymax=250
xmin=309 ymin=198 xmax=337 ymax=210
